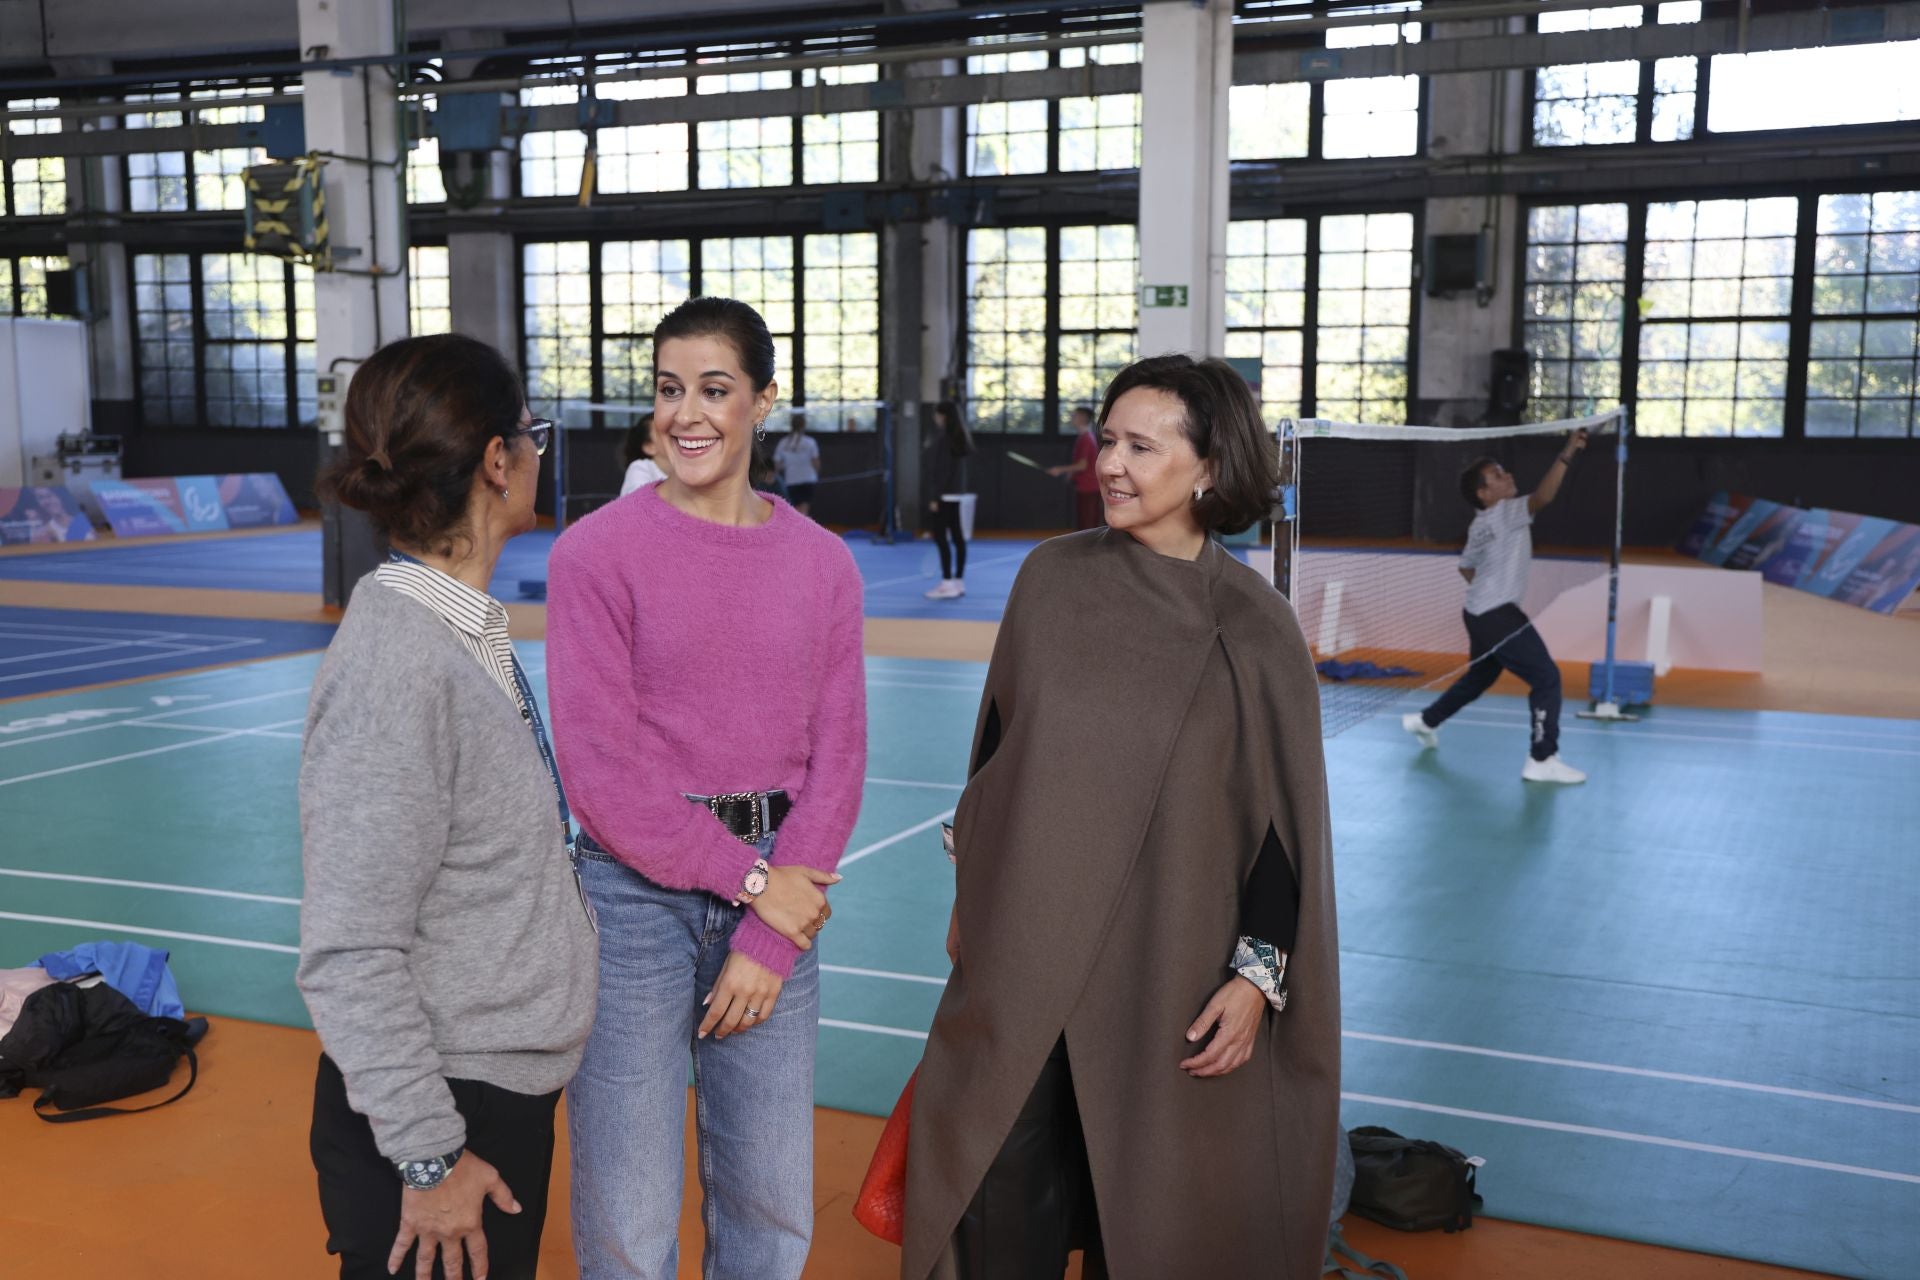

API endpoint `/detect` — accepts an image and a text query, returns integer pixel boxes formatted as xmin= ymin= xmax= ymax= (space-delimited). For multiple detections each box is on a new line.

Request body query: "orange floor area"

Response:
xmin=0 ymin=1019 xmax=1837 ymax=1280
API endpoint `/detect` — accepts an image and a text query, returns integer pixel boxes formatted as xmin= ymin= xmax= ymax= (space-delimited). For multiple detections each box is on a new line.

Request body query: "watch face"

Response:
xmin=744 ymin=867 xmax=769 ymax=896
xmin=399 ymin=1157 xmax=448 ymax=1190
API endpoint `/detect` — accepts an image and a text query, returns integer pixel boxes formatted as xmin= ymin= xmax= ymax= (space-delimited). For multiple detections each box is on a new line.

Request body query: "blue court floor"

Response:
xmin=0 ymin=526 xmax=1039 ymax=620
xmin=0 ymin=646 xmax=1914 ymax=1278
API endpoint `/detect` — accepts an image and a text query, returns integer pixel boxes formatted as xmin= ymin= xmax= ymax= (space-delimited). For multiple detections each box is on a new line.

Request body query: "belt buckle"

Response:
xmin=710 ymin=791 xmax=762 ymax=845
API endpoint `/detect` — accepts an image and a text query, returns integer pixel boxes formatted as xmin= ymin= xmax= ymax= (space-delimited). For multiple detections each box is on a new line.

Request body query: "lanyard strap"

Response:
xmin=387 ymin=552 xmax=573 ymax=845
xmin=507 ymin=649 xmax=572 ymax=842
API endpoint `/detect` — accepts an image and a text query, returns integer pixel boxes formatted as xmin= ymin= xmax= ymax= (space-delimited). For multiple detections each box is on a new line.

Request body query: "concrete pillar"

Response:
xmin=448 ymin=230 xmax=517 ymax=359
xmin=1136 ymin=0 xmax=1233 ymax=359
xmin=1418 ymin=21 xmax=1527 ymax=421
xmin=67 ymin=85 xmax=137 ymax=413
xmin=300 ymin=0 xmax=407 ymax=606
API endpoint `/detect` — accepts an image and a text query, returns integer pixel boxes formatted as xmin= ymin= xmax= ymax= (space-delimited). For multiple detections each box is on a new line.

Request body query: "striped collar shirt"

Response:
xmin=373 ymin=559 xmax=523 ymax=711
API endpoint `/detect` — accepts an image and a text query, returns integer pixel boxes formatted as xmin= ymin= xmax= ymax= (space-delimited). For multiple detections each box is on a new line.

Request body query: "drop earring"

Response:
xmin=500 ymin=487 xmax=510 ymax=500
xmin=754 ymin=419 xmax=768 ymax=442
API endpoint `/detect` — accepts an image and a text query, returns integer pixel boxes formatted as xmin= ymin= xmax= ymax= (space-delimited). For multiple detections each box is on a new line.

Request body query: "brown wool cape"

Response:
xmin=902 ymin=528 xmax=1341 ymax=1280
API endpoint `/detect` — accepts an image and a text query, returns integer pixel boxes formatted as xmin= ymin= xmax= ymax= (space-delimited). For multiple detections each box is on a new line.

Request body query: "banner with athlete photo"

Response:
xmin=1675 ymin=491 xmax=1756 ymax=561
xmin=0 ymin=486 xmax=97 ymax=545
xmin=1683 ymin=493 xmax=1920 ymax=615
xmin=92 ymin=474 xmax=298 ymax=538
xmin=1804 ymin=517 xmax=1920 ymax=615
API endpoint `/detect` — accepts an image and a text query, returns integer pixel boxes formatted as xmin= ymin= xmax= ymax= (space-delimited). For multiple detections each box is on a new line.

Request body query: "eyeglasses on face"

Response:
xmin=513 ymin=419 xmax=554 ymax=456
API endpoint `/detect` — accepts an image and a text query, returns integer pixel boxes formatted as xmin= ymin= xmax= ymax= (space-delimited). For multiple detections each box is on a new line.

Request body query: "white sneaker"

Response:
xmin=1402 ymin=712 xmax=1438 ymax=750
xmin=1521 ymin=755 xmax=1587 ymax=784
xmin=923 ymin=579 xmax=965 ymax=600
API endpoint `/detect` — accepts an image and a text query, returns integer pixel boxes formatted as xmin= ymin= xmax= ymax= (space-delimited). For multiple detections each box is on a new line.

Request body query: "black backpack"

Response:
xmin=1347 ymin=1125 xmax=1484 ymax=1233
xmin=0 ymin=980 xmax=207 ymax=1122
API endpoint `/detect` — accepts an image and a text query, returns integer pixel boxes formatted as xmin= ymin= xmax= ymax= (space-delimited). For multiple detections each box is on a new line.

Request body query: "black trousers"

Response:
xmin=954 ymin=1037 xmax=1109 ymax=1280
xmin=1421 ymin=602 xmax=1563 ymax=761
xmin=310 ymin=1054 xmax=559 ymax=1280
xmin=932 ymin=499 xmax=969 ymax=579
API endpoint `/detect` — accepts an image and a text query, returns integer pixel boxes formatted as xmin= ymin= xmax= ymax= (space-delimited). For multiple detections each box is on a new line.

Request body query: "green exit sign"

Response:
xmin=1141 ymin=284 xmax=1189 ymax=308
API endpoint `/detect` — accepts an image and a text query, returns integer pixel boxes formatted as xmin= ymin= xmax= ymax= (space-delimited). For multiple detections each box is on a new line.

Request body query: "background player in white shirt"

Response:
xmin=1404 ymin=429 xmax=1589 ymax=783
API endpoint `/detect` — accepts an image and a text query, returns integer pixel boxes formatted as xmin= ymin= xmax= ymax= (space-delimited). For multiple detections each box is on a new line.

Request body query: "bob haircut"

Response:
xmin=1096 ymin=354 xmax=1280 ymax=535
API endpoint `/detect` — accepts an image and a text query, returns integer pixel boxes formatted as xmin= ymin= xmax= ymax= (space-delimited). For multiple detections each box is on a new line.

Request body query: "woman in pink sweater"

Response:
xmin=546 ymin=297 xmax=867 ymax=1279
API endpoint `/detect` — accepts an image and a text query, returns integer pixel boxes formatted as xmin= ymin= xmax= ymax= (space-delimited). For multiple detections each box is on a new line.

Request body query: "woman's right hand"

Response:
xmin=749 ymin=864 xmax=841 ymax=948
xmin=388 ymin=1151 xmax=518 ymax=1280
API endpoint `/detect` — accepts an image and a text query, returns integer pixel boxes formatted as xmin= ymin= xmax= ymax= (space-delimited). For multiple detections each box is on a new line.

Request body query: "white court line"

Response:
xmin=821 ymin=963 xmax=949 ymax=986
xmin=866 ymin=680 xmax=983 ymax=693
xmin=1342 ymin=1031 xmax=1920 ymax=1116
xmin=0 ymin=639 xmax=154 ymax=666
xmin=1438 ymin=704 xmax=1920 ymax=745
xmin=800 ymin=966 xmax=1920 ymax=1117
xmin=864 ymin=777 xmax=965 ymax=792
xmin=0 ymin=620 xmax=242 ymax=642
xmin=0 ymin=687 xmax=308 ymax=750
xmin=839 ymin=810 xmax=956 ymax=867
xmin=1341 ymin=1091 xmax=1920 ymax=1186
xmin=0 ymin=910 xmax=297 ymax=955
xmin=0 ymin=868 xmax=299 ymax=906
xmin=0 ymin=638 xmax=261 ymax=685
xmin=862 ymin=551 xmax=1026 ymax=593
xmin=0 ymin=720 xmax=305 ymax=788
xmin=142 ymin=720 xmax=305 ymax=741
xmin=1439 ymin=715 xmax=1920 ymax=759
xmin=819 ymin=1017 xmax=930 ymax=1041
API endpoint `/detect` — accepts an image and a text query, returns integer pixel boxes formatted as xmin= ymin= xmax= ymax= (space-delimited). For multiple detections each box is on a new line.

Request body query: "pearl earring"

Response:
xmin=1194 ymin=484 xmax=1208 ymax=503
xmin=500 ymin=487 xmax=510 ymax=500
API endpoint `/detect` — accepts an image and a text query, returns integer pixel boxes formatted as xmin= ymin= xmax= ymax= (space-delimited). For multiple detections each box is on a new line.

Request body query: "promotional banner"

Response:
xmin=1719 ymin=502 xmax=1806 ymax=572
xmin=0 ymin=486 xmax=97 ymax=545
xmin=1676 ymin=491 xmax=1752 ymax=560
xmin=1762 ymin=509 xmax=1870 ymax=589
xmin=1685 ymin=493 xmax=1920 ymax=616
xmin=91 ymin=474 xmax=299 ymax=539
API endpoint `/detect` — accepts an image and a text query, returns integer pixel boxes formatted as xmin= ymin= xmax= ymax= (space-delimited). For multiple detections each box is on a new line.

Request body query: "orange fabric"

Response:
xmin=853 ymin=1068 xmax=917 ymax=1244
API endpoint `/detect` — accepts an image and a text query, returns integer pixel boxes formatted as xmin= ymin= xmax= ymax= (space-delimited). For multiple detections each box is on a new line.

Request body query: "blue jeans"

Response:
xmin=568 ymin=835 xmax=819 ymax=1280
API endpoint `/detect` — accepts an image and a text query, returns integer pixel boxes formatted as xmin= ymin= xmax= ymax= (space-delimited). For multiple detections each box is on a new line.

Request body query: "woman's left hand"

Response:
xmin=699 ymin=951 xmax=785 ymax=1041
xmin=1179 ymin=976 xmax=1268 ymax=1078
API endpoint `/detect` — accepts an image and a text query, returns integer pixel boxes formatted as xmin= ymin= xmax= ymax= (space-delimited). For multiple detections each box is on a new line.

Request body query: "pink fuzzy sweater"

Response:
xmin=546 ymin=484 xmax=867 ymax=978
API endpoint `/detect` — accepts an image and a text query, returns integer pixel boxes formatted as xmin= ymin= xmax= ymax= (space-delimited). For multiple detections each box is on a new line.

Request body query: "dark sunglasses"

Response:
xmin=513 ymin=418 xmax=554 ymax=456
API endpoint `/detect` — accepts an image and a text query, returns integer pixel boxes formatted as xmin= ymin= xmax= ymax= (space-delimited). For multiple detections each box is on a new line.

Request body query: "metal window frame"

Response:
xmin=1513 ymin=200 xmax=1634 ymax=421
xmin=1515 ymin=181 xmax=1920 ymax=445
xmin=511 ymin=228 xmax=885 ymax=425
xmin=129 ymin=244 xmax=307 ymax=430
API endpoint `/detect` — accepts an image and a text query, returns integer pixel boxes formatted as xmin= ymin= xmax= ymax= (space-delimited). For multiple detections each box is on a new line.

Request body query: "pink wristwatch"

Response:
xmin=735 ymin=857 xmax=771 ymax=906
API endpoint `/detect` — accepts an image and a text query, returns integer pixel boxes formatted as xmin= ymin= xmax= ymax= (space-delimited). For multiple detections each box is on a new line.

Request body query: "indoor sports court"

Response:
xmin=3 ymin=2 xmax=1918 ymax=1279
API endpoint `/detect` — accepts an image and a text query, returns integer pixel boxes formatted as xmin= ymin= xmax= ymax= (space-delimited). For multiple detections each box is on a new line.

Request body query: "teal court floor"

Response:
xmin=1 ymin=650 xmax=1915 ymax=1278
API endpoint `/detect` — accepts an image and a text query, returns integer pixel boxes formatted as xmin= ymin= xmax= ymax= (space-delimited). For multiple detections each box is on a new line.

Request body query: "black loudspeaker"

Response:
xmin=1489 ymin=348 xmax=1530 ymax=423
xmin=44 ymin=268 xmax=90 ymax=318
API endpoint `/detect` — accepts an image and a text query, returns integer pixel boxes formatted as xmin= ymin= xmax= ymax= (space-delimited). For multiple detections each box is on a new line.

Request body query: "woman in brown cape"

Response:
xmin=902 ymin=355 xmax=1340 ymax=1279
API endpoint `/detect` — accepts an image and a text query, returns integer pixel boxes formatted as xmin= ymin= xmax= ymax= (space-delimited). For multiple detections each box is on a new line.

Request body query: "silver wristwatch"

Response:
xmin=396 ymin=1147 xmax=464 ymax=1191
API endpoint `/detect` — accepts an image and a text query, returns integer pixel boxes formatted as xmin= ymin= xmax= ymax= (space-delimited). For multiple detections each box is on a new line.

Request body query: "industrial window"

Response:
xmin=132 ymin=251 xmax=313 ymax=428
xmin=1521 ymin=203 xmax=1630 ymax=420
xmin=1315 ymin=212 xmax=1415 ymax=423
xmin=5 ymin=99 xmax=66 ymax=217
xmin=1807 ymin=191 xmax=1920 ymax=439
xmin=520 ymin=234 xmax=878 ymax=421
xmin=0 ymin=254 xmax=69 ymax=317
xmin=964 ymin=224 xmax=1140 ymax=434
xmin=964 ymin=40 xmax=1142 ymax=177
xmin=1637 ymin=197 xmax=1797 ymax=438
xmin=1225 ymin=218 xmax=1308 ymax=424
xmin=1529 ymin=3 xmax=1701 ymax=148
xmin=409 ymin=245 xmax=451 ymax=337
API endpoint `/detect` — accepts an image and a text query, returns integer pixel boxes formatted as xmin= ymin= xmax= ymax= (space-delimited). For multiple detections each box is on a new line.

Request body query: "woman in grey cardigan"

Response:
xmin=298 ymin=334 xmax=597 ymax=1280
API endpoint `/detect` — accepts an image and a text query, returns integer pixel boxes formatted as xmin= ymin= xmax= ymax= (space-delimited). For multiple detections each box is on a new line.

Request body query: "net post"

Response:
xmin=1273 ymin=417 xmax=1298 ymax=601
xmin=1581 ymin=405 xmax=1638 ymax=722
xmin=880 ymin=402 xmax=898 ymax=542
xmin=552 ymin=403 xmax=570 ymax=537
